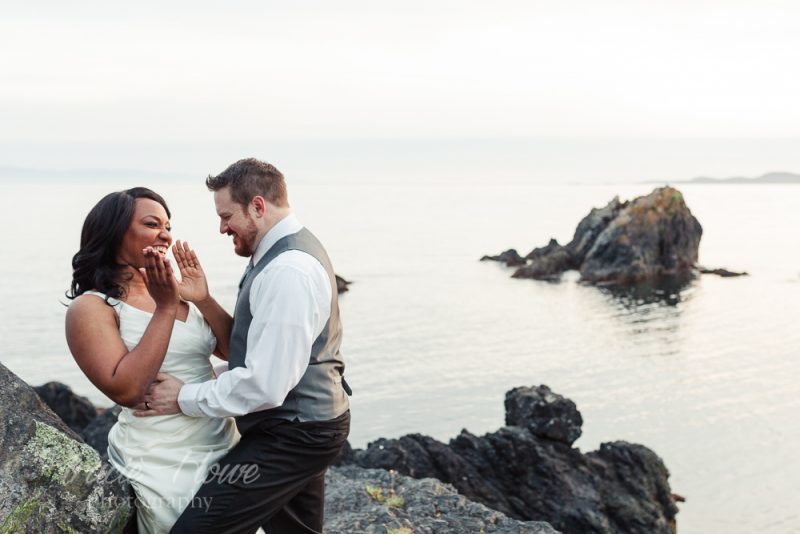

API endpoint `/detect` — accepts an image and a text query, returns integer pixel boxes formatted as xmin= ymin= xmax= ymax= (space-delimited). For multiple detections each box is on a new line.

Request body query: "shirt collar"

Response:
xmin=251 ymin=213 xmax=303 ymax=266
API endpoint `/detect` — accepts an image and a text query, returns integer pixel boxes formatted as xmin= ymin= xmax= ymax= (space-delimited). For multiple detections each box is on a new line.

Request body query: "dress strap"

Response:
xmin=82 ymin=290 xmax=121 ymax=307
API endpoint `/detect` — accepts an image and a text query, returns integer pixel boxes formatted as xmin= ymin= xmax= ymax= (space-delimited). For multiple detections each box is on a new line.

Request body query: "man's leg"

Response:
xmin=264 ymin=469 xmax=327 ymax=533
xmin=170 ymin=412 xmax=349 ymax=534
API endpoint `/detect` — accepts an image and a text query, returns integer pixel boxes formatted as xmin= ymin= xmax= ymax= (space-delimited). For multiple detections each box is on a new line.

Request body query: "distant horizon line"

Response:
xmin=2 ymin=165 xmax=799 ymax=186
xmin=639 ymin=171 xmax=800 ymax=185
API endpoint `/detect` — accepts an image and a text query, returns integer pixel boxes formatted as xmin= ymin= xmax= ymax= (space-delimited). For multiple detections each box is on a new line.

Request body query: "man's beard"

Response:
xmin=234 ymin=219 xmax=260 ymax=257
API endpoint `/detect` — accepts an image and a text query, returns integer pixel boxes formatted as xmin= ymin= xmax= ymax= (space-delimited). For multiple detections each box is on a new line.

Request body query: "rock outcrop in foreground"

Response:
xmin=2 ymin=367 xmax=557 ymax=533
xmin=325 ymin=466 xmax=557 ymax=533
xmin=0 ymin=363 xmax=130 ymax=533
xmin=32 ymin=381 xmax=121 ymax=461
xmin=33 ymin=382 xmax=97 ymax=435
xmin=340 ymin=385 xmax=679 ymax=534
xmin=484 ymin=187 xmax=703 ymax=285
xmin=7 ymin=369 xmax=679 ymax=533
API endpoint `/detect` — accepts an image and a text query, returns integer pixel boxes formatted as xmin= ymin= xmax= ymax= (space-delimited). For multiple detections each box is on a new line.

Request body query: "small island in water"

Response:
xmin=645 ymin=171 xmax=800 ymax=184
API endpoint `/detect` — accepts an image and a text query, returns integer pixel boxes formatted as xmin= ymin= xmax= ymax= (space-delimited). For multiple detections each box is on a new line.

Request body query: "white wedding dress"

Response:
xmin=84 ymin=291 xmax=238 ymax=534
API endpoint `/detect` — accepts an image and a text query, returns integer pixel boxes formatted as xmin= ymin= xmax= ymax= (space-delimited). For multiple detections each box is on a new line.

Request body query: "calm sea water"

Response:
xmin=2 ymin=181 xmax=799 ymax=533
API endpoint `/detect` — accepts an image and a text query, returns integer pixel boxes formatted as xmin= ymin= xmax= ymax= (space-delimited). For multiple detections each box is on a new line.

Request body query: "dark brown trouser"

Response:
xmin=170 ymin=411 xmax=350 ymax=534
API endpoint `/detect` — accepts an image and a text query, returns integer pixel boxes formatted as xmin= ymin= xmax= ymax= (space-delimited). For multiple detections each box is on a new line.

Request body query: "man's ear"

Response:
xmin=250 ymin=196 xmax=267 ymax=218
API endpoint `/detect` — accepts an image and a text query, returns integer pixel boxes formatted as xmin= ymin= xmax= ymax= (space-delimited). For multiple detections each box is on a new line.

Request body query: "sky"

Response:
xmin=2 ymin=0 xmax=800 ymax=182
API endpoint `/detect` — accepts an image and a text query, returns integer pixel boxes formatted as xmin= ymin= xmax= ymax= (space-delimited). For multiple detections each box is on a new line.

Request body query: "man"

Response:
xmin=139 ymin=158 xmax=351 ymax=533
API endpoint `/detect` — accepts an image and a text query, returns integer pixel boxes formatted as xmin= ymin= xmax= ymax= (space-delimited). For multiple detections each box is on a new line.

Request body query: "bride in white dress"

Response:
xmin=66 ymin=188 xmax=238 ymax=533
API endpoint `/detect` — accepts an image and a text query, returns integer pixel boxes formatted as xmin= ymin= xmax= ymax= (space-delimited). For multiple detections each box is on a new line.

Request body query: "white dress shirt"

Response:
xmin=177 ymin=214 xmax=333 ymax=418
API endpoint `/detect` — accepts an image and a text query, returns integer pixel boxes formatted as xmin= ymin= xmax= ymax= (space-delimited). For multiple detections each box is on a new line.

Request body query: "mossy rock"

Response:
xmin=0 ymin=363 xmax=131 ymax=533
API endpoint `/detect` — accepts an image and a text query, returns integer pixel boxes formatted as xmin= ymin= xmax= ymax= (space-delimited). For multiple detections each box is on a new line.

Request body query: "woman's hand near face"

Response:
xmin=172 ymin=240 xmax=209 ymax=304
xmin=139 ymin=247 xmax=180 ymax=310
xmin=171 ymin=239 xmax=234 ymax=360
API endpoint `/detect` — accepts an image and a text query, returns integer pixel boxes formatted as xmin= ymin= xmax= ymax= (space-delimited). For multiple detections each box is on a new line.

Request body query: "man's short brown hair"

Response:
xmin=206 ymin=158 xmax=289 ymax=208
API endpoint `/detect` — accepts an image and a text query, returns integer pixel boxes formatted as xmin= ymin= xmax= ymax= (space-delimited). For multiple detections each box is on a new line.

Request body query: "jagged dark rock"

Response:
xmin=33 ymin=381 xmax=97 ymax=434
xmin=0 ymin=363 xmax=131 ymax=533
xmin=481 ymin=248 xmax=528 ymax=267
xmin=32 ymin=381 xmax=120 ymax=459
xmin=342 ymin=385 xmax=679 ymax=534
xmin=513 ymin=245 xmax=573 ymax=281
xmin=504 ymin=385 xmax=582 ymax=445
xmin=324 ymin=465 xmax=558 ymax=533
xmin=80 ymin=406 xmax=121 ymax=459
xmin=697 ymin=267 xmax=748 ymax=277
xmin=585 ymin=442 xmax=677 ymax=534
xmin=567 ymin=196 xmax=627 ymax=261
xmin=336 ymin=274 xmax=352 ymax=293
xmin=526 ymin=238 xmax=561 ymax=260
xmin=489 ymin=187 xmax=707 ymax=288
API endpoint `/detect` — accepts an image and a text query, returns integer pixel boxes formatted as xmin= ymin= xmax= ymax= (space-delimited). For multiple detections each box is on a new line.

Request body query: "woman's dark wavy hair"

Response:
xmin=67 ymin=187 xmax=171 ymax=301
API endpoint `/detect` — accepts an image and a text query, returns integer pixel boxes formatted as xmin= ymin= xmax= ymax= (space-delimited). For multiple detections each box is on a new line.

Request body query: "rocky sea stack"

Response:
xmin=483 ymin=186 xmax=704 ymax=286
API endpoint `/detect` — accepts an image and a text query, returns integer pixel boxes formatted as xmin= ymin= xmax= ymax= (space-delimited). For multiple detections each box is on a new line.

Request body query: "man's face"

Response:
xmin=214 ymin=187 xmax=259 ymax=257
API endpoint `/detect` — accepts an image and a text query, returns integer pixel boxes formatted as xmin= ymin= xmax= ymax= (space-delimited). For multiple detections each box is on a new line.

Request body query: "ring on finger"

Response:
xmin=145 ymin=401 xmax=151 ymax=410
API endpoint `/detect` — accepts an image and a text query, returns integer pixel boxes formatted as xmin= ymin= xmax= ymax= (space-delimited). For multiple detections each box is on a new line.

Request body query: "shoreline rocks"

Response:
xmin=8 ymin=371 xmax=681 ymax=533
xmin=325 ymin=466 xmax=557 ymax=533
xmin=33 ymin=382 xmax=97 ymax=435
xmin=697 ymin=266 xmax=748 ymax=277
xmin=481 ymin=249 xmax=528 ymax=267
xmin=505 ymin=385 xmax=583 ymax=445
xmin=339 ymin=385 xmax=680 ymax=534
xmin=32 ymin=380 xmax=121 ymax=461
xmin=0 ymin=363 xmax=131 ymax=533
xmin=3 ymin=368 xmax=560 ymax=533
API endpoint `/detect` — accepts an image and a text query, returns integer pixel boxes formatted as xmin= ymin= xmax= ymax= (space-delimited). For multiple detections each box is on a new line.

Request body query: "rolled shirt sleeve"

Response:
xmin=178 ymin=252 xmax=331 ymax=418
xmin=212 ymin=362 xmax=229 ymax=378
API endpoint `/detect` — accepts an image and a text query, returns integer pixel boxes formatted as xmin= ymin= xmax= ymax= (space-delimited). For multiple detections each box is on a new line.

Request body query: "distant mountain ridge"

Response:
xmin=689 ymin=171 xmax=800 ymax=184
xmin=678 ymin=172 xmax=800 ymax=184
xmin=0 ymin=165 xmax=193 ymax=182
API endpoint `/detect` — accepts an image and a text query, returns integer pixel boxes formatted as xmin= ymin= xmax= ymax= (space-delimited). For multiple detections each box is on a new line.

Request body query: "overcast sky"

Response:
xmin=2 ymin=1 xmax=799 ymax=180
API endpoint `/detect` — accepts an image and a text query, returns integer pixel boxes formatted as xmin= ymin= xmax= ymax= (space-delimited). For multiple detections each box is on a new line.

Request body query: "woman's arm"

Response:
xmin=66 ymin=250 xmax=180 ymax=407
xmin=172 ymin=240 xmax=233 ymax=360
xmin=194 ymin=296 xmax=233 ymax=360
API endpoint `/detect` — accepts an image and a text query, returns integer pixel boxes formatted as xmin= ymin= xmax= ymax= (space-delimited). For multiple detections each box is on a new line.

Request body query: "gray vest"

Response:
xmin=230 ymin=227 xmax=350 ymax=432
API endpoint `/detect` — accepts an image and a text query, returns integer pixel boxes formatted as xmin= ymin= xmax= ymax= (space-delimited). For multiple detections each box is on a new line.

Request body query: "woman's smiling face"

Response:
xmin=116 ymin=198 xmax=172 ymax=268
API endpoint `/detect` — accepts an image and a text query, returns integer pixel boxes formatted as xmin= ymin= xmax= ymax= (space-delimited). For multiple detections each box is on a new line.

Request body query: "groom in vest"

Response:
xmin=144 ymin=158 xmax=350 ymax=533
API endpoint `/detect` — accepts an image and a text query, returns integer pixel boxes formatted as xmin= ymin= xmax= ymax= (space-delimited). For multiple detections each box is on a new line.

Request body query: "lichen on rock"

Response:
xmin=0 ymin=363 xmax=131 ymax=533
xmin=23 ymin=421 xmax=102 ymax=482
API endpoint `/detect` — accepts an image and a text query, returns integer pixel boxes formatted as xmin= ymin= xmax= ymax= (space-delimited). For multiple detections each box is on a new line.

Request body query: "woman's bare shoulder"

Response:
xmin=67 ymin=293 xmax=118 ymax=322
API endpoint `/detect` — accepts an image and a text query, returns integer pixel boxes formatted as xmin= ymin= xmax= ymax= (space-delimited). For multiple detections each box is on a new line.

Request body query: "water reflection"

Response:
xmin=585 ymin=274 xmax=695 ymax=349
xmin=594 ymin=273 xmax=697 ymax=308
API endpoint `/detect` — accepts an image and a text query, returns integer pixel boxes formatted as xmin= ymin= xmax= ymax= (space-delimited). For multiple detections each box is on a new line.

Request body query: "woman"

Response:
xmin=66 ymin=187 xmax=237 ymax=533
